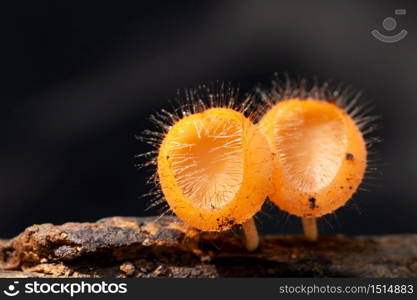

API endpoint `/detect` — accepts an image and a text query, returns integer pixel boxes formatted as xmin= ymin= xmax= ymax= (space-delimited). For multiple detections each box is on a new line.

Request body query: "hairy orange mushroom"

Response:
xmin=139 ymin=85 xmax=273 ymax=251
xmin=257 ymin=80 xmax=376 ymax=240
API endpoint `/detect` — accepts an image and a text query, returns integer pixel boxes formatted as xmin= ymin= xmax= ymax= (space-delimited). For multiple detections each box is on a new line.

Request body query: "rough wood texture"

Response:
xmin=1 ymin=216 xmax=416 ymax=278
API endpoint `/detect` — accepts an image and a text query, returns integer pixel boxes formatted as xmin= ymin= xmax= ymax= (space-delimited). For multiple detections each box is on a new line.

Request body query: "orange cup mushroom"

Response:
xmin=259 ymin=99 xmax=367 ymax=240
xmin=157 ymin=107 xmax=273 ymax=250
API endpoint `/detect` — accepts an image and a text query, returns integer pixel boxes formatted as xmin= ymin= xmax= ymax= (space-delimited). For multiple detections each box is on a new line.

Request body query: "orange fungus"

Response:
xmin=259 ymin=99 xmax=367 ymax=217
xmin=157 ymin=108 xmax=273 ymax=231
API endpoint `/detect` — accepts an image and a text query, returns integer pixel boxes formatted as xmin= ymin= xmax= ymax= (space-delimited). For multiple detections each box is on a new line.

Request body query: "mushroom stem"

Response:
xmin=302 ymin=216 xmax=318 ymax=241
xmin=242 ymin=218 xmax=259 ymax=251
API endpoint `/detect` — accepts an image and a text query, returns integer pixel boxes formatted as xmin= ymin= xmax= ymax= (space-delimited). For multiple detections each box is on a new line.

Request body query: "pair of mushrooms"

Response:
xmin=143 ymin=81 xmax=370 ymax=251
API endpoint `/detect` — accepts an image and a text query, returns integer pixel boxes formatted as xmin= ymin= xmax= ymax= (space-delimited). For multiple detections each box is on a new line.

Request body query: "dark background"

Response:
xmin=1 ymin=0 xmax=416 ymax=238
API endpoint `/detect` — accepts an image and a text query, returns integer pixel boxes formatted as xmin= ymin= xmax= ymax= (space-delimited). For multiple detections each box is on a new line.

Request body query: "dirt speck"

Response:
xmin=346 ymin=153 xmax=354 ymax=161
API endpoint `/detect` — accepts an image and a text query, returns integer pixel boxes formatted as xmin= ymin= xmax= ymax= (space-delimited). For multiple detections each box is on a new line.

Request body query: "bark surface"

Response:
xmin=1 ymin=217 xmax=416 ymax=278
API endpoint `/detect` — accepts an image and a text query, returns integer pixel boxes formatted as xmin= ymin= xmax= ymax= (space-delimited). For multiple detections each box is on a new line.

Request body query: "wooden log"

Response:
xmin=0 ymin=216 xmax=416 ymax=278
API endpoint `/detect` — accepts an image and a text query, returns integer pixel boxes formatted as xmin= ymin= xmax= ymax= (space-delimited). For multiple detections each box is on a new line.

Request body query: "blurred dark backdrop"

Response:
xmin=1 ymin=1 xmax=416 ymax=238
